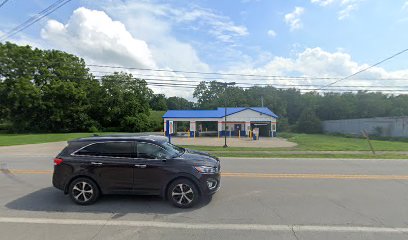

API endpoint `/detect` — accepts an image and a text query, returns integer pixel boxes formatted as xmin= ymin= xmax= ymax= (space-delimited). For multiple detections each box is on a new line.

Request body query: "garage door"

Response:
xmin=251 ymin=122 xmax=271 ymax=137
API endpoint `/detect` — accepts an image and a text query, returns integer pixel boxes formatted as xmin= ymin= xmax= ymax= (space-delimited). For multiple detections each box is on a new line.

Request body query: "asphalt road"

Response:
xmin=1 ymin=144 xmax=408 ymax=239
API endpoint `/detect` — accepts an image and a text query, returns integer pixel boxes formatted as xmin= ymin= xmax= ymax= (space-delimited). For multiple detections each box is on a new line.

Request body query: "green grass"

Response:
xmin=1 ymin=130 xmax=408 ymax=159
xmin=214 ymin=153 xmax=408 ymax=159
xmin=0 ymin=132 xmax=114 ymax=146
xmin=181 ymin=133 xmax=408 ymax=152
xmin=180 ymin=133 xmax=408 ymax=158
xmin=283 ymin=133 xmax=408 ymax=151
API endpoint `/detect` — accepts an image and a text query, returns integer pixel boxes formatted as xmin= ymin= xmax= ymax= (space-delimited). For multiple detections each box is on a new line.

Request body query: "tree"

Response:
xmin=296 ymin=108 xmax=322 ymax=133
xmin=98 ymin=72 xmax=153 ymax=132
xmin=166 ymin=96 xmax=194 ymax=110
xmin=150 ymin=94 xmax=168 ymax=111
xmin=193 ymin=81 xmax=226 ymax=109
xmin=0 ymin=42 xmax=98 ymax=132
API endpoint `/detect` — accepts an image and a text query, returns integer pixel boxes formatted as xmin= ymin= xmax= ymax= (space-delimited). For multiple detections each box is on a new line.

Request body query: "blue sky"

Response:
xmin=1 ymin=0 xmax=408 ymax=97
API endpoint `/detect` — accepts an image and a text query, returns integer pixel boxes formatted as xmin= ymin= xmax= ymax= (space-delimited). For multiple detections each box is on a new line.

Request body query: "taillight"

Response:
xmin=54 ymin=158 xmax=63 ymax=166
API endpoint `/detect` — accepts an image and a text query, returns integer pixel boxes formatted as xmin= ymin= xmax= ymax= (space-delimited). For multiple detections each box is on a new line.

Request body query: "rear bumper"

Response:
xmin=52 ymin=165 xmax=71 ymax=193
xmin=52 ymin=172 xmax=65 ymax=191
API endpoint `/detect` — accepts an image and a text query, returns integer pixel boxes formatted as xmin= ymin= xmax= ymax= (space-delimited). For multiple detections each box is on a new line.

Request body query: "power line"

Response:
xmin=95 ymin=75 xmax=408 ymax=89
xmin=4 ymin=74 xmax=408 ymax=92
xmin=89 ymin=70 xmax=408 ymax=82
xmin=87 ymin=64 xmax=342 ymax=80
xmin=0 ymin=0 xmax=72 ymax=41
xmin=0 ymin=0 xmax=9 ymax=8
xmin=99 ymin=77 xmax=408 ymax=92
xmin=2 ymin=57 xmax=408 ymax=91
xmin=2 ymin=57 xmax=408 ymax=82
xmin=319 ymin=47 xmax=408 ymax=89
xmin=11 ymin=73 xmax=408 ymax=91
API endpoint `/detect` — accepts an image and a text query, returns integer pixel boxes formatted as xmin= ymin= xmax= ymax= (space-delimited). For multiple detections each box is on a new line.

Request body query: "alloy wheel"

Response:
xmin=171 ymin=183 xmax=194 ymax=206
xmin=72 ymin=181 xmax=94 ymax=203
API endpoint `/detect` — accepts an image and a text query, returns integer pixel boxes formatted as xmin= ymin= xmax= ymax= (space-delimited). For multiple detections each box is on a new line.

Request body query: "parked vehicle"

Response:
xmin=52 ymin=135 xmax=220 ymax=208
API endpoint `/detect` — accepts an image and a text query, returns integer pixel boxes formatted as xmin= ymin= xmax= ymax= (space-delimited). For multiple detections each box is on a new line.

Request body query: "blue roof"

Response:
xmin=162 ymin=107 xmax=278 ymax=119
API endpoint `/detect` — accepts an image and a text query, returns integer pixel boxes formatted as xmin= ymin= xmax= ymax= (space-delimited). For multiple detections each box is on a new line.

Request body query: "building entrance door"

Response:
xmin=234 ymin=124 xmax=242 ymax=136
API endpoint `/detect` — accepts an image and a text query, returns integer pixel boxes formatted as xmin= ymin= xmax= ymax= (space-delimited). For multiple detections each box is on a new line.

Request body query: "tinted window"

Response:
xmin=137 ymin=142 xmax=168 ymax=159
xmin=75 ymin=142 xmax=133 ymax=158
xmin=161 ymin=142 xmax=184 ymax=158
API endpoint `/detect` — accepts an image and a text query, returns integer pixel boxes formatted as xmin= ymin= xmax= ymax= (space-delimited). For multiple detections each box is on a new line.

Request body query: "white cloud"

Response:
xmin=98 ymin=2 xmax=219 ymax=73
xmin=284 ymin=7 xmax=305 ymax=31
xmin=225 ymin=47 xmax=408 ymax=92
xmin=106 ymin=2 xmax=248 ymax=44
xmin=311 ymin=0 xmax=335 ymax=6
xmin=338 ymin=0 xmax=361 ymax=20
xmin=311 ymin=0 xmax=363 ymax=20
xmin=163 ymin=7 xmax=248 ymax=43
xmin=267 ymin=30 xmax=277 ymax=38
xmin=40 ymin=6 xmax=210 ymax=99
xmin=41 ymin=7 xmax=156 ymax=68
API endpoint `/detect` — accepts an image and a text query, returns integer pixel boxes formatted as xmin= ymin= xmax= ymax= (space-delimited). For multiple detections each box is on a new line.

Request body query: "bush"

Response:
xmin=277 ymin=117 xmax=290 ymax=132
xmin=88 ymin=126 xmax=99 ymax=133
xmin=120 ymin=114 xmax=150 ymax=132
xmin=278 ymin=132 xmax=295 ymax=139
xmin=296 ymin=108 xmax=322 ymax=134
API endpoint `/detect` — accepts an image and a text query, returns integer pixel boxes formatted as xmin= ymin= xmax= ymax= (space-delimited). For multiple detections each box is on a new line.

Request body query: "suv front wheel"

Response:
xmin=69 ymin=177 xmax=100 ymax=205
xmin=167 ymin=178 xmax=199 ymax=208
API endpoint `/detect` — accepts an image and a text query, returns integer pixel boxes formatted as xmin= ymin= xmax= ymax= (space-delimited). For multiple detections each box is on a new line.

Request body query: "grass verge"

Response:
xmin=280 ymin=133 xmax=408 ymax=151
xmin=214 ymin=153 xmax=408 ymax=159
xmin=0 ymin=132 xmax=114 ymax=146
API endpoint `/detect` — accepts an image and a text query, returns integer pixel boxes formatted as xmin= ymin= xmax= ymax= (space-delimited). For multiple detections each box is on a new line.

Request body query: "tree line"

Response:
xmin=0 ymin=42 xmax=155 ymax=132
xmin=1 ymin=42 xmax=408 ymax=133
xmin=191 ymin=82 xmax=408 ymax=133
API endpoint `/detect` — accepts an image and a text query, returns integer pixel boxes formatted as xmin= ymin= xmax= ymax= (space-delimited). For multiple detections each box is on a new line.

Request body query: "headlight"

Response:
xmin=194 ymin=166 xmax=218 ymax=174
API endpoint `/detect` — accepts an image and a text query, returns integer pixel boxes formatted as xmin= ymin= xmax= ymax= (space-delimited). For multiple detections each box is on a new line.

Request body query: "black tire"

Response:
xmin=167 ymin=178 xmax=200 ymax=208
xmin=68 ymin=177 xmax=100 ymax=205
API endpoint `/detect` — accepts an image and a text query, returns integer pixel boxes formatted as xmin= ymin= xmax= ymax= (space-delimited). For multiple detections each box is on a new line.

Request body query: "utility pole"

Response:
xmin=215 ymin=81 xmax=236 ymax=148
xmin=261 ymin=96 xmax=264 ymax=107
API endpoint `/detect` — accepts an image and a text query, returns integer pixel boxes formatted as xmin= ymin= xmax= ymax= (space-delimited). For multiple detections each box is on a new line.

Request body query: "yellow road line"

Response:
xmin=1 ymin=169 xmax=52 ymax=174
xmin=2 ymin=169 xmax=408 ymax=180
xmin=221 ymin=172 xmax=408 ymax=180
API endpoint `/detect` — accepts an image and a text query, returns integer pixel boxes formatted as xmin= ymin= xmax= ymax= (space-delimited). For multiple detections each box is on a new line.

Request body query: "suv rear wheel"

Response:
xmin=69 ymin=178 xmax=100 ymax=205
xmin=167 ymin=178 xmax=199 ymax=208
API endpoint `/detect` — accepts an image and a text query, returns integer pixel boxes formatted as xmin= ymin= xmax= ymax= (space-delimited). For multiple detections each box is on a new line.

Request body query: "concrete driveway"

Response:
xmin=172 ymin=137 xmax=297 ymax=148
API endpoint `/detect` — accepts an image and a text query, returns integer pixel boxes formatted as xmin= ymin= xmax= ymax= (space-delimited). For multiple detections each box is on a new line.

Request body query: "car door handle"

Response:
xmin=134 ymin=164 xmax=147 ymax=168
xmin=91 ymin=162 xmax=103 ymax=165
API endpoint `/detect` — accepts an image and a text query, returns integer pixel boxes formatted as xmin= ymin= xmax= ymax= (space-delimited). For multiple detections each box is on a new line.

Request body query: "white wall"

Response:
xmin=226 ymin=109 xmax=276 ymax=122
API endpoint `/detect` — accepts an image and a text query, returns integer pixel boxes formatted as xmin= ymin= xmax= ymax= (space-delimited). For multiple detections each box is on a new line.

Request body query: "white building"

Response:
xmin=162 ymin=107 xmax=278 ymax=137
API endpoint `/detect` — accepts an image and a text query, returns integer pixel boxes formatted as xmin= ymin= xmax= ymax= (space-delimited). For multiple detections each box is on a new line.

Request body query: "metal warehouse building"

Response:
xmin=163 ymin=107 xmax=278 ymax=137
xmin=323 ymin=116 xmax=408 ymax=138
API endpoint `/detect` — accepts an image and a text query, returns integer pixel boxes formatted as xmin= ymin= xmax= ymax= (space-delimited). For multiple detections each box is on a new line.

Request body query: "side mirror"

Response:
xmin=155 ymin=153 xmax=168 ymax=161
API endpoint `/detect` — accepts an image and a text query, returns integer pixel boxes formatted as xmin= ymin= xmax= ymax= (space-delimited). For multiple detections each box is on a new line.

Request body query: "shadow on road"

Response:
xmin=6 ymin=187 xmax=211 ymax=215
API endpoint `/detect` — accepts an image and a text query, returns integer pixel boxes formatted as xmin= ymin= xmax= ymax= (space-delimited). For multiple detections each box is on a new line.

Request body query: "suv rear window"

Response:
xmin=75 ymin=142 xmax=134 ymax=158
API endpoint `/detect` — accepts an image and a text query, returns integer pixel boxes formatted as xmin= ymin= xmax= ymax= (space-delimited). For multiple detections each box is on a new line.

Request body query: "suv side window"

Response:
xmin=75 ymin=142 xmax=134 ymax=158
xmin=137 ymin=142 xmax=168 ymax=159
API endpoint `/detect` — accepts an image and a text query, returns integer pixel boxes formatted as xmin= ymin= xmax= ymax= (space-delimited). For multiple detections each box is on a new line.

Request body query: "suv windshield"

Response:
xmin=161 ymin=142 xmax=185 ymax=158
